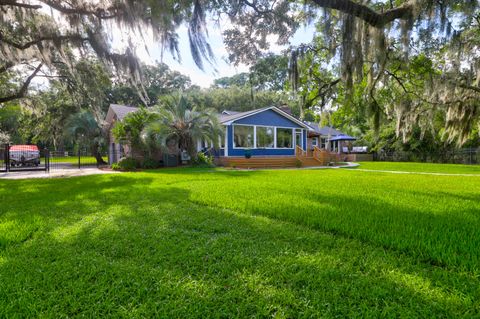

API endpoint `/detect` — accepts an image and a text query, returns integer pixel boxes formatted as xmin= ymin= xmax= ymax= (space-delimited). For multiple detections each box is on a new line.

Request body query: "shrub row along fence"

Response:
xmin=373 ymin=148 xmax=480 ymax=165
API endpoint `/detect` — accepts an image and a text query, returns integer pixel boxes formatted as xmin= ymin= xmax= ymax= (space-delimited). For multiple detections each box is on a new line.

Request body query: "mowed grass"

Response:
xmin=50 ymin=156 xmax=107 ymax=165
xmin=357 ymin=161 xmax=480 ymax=174
xmin=1 ymin=165 xmax=480 ymax=317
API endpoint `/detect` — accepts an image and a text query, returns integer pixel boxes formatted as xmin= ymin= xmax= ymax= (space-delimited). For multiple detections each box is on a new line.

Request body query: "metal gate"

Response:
xmin=0 ymin=145 xmax=7 ymax=172
xmin=1 ymin=144 xmax=49 ymax=173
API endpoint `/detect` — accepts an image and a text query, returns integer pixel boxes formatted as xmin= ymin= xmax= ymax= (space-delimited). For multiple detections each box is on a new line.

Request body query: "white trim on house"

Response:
xmin=231 ymin=124 xmax=295 ymax=150
xmin=222 ymin=106 xmax=310 ymax=129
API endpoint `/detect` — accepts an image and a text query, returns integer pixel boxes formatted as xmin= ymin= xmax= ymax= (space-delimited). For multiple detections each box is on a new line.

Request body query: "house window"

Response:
xmin=276 ymin=128 xmax=293 ymax=148
xmin=312 ymin=138 xmax=318 ymax=147
xmin=320 ymin=138 xmax=327 ymax=149
xmin=233 ymin=125 xmax=254 ymax=148
xmin=256 ymin=126 xmax=274 ymax=148
xmin=202 ymin=139 xmax=210 ymax=149
xmin=219 ymin=126 xmax=226 ymax=149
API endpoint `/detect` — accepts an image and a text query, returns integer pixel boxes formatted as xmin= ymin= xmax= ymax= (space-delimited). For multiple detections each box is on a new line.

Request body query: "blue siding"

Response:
xmin=222 ymin=109 xmax=307 ymax=157
xmin=228 ymin=148 xmax=295 ymax=157
xmin=227 ymin=125 xmax=234 ymax=155
xmin=212 ymin=148 xmax=225 ymax=157
xmin=302 ymin=129 xmax=307 ymax=149
xmin=234 ymin=109 xmax=302 ymax=128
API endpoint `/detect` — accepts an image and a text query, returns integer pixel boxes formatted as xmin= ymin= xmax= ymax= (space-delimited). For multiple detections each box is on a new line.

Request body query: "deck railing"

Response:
xmin=295 ymin=145 xmax=306 ymax=159
xmin=313 ymin=146 xmax=341 ymax=165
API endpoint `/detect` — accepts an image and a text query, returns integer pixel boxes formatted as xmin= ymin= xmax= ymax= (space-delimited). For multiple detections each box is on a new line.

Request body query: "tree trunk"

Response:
xmin=91 ymin=143 xmax=107 ymax=165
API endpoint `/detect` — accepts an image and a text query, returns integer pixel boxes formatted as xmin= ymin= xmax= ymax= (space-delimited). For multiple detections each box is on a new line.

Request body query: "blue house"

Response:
xmin=197 ymin=106 xmax=310 ymax=160
xmin=105 ymin=104 xmax=358 ymax=167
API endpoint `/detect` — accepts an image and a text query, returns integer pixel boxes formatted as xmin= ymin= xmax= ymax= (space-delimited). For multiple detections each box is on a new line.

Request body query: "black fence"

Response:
xmin=48 ymin=150 xmax=109 ymax=170
xmin=1 ymin=144 xmax=50 ymax=173
xmin=0 ymin=144 xmax=111 ymax=174
xmin=373 ymin=148 xmax=480 ymax=165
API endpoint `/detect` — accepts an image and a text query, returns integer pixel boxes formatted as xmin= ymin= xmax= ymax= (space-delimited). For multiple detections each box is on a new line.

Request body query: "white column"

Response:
xmin=224 ymin=126 xmax=228 ymax=157
xmin=253 ymin=126 xmax=257 ymax=148
xmin=274 ymin=128 xmax=277 ymax=149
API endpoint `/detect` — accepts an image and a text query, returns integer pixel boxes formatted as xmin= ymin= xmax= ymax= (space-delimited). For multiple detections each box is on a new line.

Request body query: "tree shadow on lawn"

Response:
xmin=0 ymin=175 xmax=157 ymax=250
xmin=183 ymin=177 xmax=480 ymax=273
xmin=0 ymin=182 xmax=479 ymax=317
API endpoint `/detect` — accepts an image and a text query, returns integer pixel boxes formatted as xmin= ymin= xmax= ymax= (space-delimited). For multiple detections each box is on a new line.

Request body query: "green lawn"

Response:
xmin=50 ymin=155 xmax=106 ymax=165
xmin=1 ymin=165 xmax=479 ymax=317
xmin=356 ymin=161 xmax=480 ymax=174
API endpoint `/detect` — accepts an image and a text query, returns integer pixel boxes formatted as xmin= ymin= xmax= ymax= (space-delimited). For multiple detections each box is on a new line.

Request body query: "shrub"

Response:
xmin=142 ymin=157 xmax=160 ymax=169
xmin=112 ymin=157 xmax=139 ymax=171
xmin=295 ymin=159 xmax=303 ymax=168
xmin=192 ymin=152 xmax=214 ymax=167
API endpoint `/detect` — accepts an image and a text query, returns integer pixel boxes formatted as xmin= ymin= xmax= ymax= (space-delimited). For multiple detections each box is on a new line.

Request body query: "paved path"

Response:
xmin=352 ymin=168 xmax=480 ymax=177
xmin=0 ymin=168 xmax=118 ymax=180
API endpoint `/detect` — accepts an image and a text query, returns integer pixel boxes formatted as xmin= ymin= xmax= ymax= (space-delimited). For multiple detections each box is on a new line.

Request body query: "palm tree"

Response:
xmin=65 ymin=111 xmax=107 ymax=165
xmin=142 ymin=95 xmax=223 ymax=158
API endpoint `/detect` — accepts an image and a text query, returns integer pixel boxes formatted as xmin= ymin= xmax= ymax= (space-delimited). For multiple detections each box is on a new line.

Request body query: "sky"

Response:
xmin=112 ymin=20 xmax=316 ymax=88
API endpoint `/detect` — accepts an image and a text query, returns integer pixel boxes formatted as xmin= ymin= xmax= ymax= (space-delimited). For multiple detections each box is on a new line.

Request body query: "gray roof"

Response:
xmin=329 ymin=134 xmax=357 ymax=141
xmin=221 ymin=110 xmax=240 ymax=116
xmin=110 ymin=104 xmax=138 ymax=121
xmin=218 ymin=107 xmax=270 ymax=124
xmin=305 ymin=122 xmax=344 ymax=136
xmin=218 ymin=106 xmax=309 ymax=129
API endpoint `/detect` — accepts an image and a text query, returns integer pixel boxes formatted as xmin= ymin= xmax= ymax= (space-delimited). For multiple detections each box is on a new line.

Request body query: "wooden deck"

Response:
xmin=217 ymin=156 xmax=299 ymax=168
xmin=216 ymin=147 xmax=346 ymax=169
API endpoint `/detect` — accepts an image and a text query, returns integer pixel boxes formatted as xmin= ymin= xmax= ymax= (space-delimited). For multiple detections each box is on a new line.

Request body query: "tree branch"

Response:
xmin=310 ymin=0 xmax=414 ymax=27
xmin=0 ymin=0 xmax=42 ymax=9
xmin=0 ymin=32 xmax=89 ymax=50
xmin=0 ymin=62 xmax=14 ymax=73
xmin=39 ymin=0 xmax=118 ymax=19
xmin=0 ymin=63 xmax=43 ymax=104
xmin=459 ymin=83 xmax=480 ymax=93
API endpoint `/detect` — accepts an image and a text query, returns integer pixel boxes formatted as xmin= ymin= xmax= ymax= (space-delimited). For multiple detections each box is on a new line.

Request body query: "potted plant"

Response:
xmin=244 ymin=148 xmax=252 ymax=159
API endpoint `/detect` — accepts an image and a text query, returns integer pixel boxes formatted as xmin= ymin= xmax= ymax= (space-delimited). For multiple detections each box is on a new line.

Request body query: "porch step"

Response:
xmin=299 ymin=157 xmax=324 ymax=167
xmin=218 ymin=157 xmax=298 ymax=168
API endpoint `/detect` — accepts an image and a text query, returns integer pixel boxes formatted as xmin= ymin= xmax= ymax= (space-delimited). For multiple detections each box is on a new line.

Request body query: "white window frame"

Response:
xmin=276 ymin=127 xmax=294 ymax=149
xmin=255 ymin=125 xmax=275 ymax=149
xmin=219 ymin=125 xmax=226 ymax=149
xmin=232 ymin=124 xmax=296 ymax=149
xmin=295 ymin=129 xmax=303 ymax=149
xmin=232 ymin=124 xmax=255 ymax=149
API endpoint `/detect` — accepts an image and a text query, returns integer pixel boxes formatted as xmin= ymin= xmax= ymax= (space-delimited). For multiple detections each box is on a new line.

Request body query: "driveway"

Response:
xmin=0 ymin=168 xmax=119 ymax=179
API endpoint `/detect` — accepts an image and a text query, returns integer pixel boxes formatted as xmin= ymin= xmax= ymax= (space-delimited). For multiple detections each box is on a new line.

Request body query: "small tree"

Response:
xmin=65 ymin=111 xmax=106 ymax=164
xmin=143 ymin=95 xmax=223 ymax=158
xmin=111 ymin=108 xmax=157 ymax=158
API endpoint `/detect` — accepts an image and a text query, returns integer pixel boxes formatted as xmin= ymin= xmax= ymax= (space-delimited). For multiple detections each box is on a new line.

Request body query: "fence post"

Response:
xmin=45 ymin=149 xmax=50 ymax=172
xmin=5 ymin=144 xmax=9 ymax=172
xmin=78 ymin=147 xmax=81 ymax=169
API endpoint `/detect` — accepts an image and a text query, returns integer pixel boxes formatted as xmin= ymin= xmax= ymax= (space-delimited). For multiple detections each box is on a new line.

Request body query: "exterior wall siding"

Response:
xmin=302 ymin=129 xmax=307 ymax=150
xmin=234 ymin=109 xmax=301 ymax=128
xmin=222 ymin=109 xmax=307 ymax=157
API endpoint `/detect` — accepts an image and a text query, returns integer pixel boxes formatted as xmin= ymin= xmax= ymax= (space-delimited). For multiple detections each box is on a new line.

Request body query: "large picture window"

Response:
xmin=256 ymin=126 xmax=274 ymax=148
xmin=276 ymin=128 xmax=293 ymax=148
xmin=233 ymin=125 xmax=254 ymax=148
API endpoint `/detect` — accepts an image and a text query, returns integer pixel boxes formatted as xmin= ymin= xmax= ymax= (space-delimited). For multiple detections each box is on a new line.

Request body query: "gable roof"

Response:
xmin=105 ymin=104 xmax=138 ymax=124
xmin=305 ymin=122 xmax=344 ymax=136
xmin=221 ymin=110 xmax=240 ymax=116
xmin=329 ymin=134 xmax=357 ymax=141
xmin=219 ymin=106 xmax=309 ymax=129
